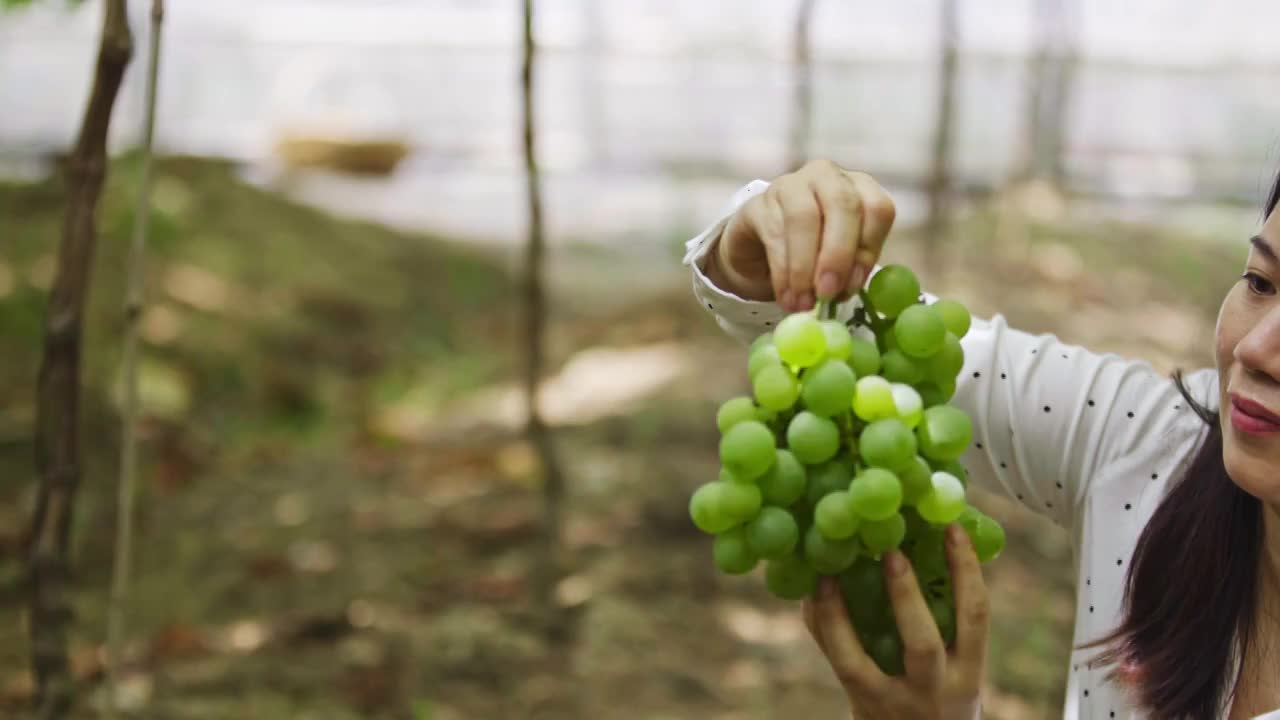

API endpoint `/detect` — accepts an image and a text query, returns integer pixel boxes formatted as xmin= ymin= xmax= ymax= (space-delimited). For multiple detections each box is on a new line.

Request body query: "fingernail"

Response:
xmin=849 ymin=265 xmax=867 ymax=292
xmin=817 ymin=271 xmax=839 ymax=299
xmin=780 ymin=289 xmax=795 ymax=310
xmin=884 ymin=551 xmax=908 ymax=577
xmin=799 ymin=291 xmax=815 ymax=310
xmin=947 ymin=523 xmax=969 ymax=549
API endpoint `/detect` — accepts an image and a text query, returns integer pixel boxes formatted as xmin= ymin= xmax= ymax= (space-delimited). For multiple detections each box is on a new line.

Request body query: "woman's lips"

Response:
xmin=1229 ymin=393 xmax=1280 ymax=436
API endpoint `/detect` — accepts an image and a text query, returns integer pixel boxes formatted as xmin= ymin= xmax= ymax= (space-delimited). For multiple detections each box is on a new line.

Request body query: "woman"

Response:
xmin=684 ymin=159 xmax=1280 ymax=719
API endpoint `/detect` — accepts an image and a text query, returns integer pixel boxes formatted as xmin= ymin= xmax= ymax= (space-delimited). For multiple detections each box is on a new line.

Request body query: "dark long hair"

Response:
xmin=1080 ymin=170 xmax=1280 ymax=718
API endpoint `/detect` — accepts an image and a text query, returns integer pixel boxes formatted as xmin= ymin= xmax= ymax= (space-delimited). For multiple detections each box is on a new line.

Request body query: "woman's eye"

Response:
xmin=1243 ymin=272 xmax=1276 ymax=296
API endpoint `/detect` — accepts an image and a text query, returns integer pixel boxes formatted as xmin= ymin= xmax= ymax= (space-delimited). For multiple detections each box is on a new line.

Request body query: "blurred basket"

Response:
xmin=273 ymin=135 xmax=410 ymax=176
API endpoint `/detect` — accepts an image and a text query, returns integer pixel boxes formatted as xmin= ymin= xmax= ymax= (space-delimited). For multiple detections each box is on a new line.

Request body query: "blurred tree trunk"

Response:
xmin=788 ymin=0 xmax=816 ymax=172
xmin=521 ymin=0 xmax=566 ymax=623
xmin=923 ymin=0 xmax=958 ymax=279
xmin=1018 ymin=0 xmax=1076 ymax=186
xmin=28 ymin=1 xmax=133 ymax=718
xmin=107 ymin=1 xmax=163 ymax=716
xmin=580 ymin=0 xmax=606 ymax=168
xmin=1045 ymin=0 xmax=1077 ymax=187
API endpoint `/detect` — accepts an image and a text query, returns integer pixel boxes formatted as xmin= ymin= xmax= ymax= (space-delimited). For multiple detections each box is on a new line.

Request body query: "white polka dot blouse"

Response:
xmin=684 ymin=181 xmax=1280 ymax=720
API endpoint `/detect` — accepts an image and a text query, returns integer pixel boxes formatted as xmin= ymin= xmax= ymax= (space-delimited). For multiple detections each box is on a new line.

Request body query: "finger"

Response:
xmin=811 ymin=170 xmax=862 ymax=300
xmin=882 ymin=550 xmax=946 ymax=691
xmin=716 ymin=196 xmax=775 ymax=301
xmin=777 ymin=181 xmax=822 ymax=311
xmin=946 ymin=523 xmax=990 ymax=675
xmin=844 ymin=172 xmax=897 ymax=293
xmin=813 ymin=576 xmax=887 ymax=694
xmin=751 ymin=188 xmax=791 ymax=309
xmin=802 ymin=598 xmax=828 ymax=655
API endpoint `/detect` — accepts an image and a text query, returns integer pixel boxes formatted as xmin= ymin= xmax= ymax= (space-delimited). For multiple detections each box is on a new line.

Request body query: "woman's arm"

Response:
xmin=687 ymin=180 xmax=1216 ymax=532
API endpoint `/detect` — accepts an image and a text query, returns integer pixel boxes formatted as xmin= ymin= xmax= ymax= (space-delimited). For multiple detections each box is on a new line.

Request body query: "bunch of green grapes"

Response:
xmin=690 ymin=264 xmax=1006 ymax=675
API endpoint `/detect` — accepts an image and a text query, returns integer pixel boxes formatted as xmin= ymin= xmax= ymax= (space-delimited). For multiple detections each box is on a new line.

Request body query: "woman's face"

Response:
xmin=1216 ymin=206 xmax=1280 ymax=502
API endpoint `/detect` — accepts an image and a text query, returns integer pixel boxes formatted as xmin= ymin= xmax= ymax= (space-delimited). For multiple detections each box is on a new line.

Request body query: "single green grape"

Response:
xmin=932 ymin=299 xmax=971 ymax=339
xmin=858 ymin=512 xmax=906 ymax=554
xmin=900 ymin=505 xmax=932 ymax=538
xmin=747 ymin=507 xmax=801 ymax=558
xmin=897 ymin=456 xmax=934 ymax=505
xmin=893 ymin=304 xmax=947 ymax=359
xmin=867 ymin=630 xmax=905 ymax=675
xmin=766 ymin=553 xmax=819 ymax=600
xmin=859 ymin=418 xmax=918 ymax=470
xmin=881 ymin=349 xmax=926 ymax=385
xmin=929 ymin=596 xmax=957 ymax=647
xmin=916 ymin=472 xmax=967 ymax=524
xmin=917 ymin=405 xmax=973 ymax=462
xmin=935 ymin=458 xmax=968 ymax=487
xmin=748 ymin=344 xmax=784 ymax=379
xmin=689 ymin=483 xmax=735 ymax=534
xmin=716 ymin=396 xmax=759 ymax=433
xmin=774 ymin=313 xmax=827 ymax=368
xmin=879 ymin=325 xmax=899 ymax=353
xmin=801 ymin=359 xmax=857 ymax=417
xmin=805 ymin=455 xmax=856 ymax=506
xmin=970 ymin=513 xmax=1006 ymax=563
xmin=846 ymin=335 xmax=882 ymax=378
xmin=890 ymin=383 xmax=924 ymax=428
xmin=804 ymin=524 xmax=860 ymax=574
xmin=750 ymin=331 xmax=775 ymax=355
xmin=853 ymin=375 xmax=896 ymax=421
xmin=848 ymin=467 xmax=903 ymax=521
xmin=713 ymin=527 xmax=758 ymax=575
xmin=814 ymin=491 xmax=860 ymax=540
xmin=821 ymin=320 xmax=854 ymax=361
xmin=907 ymin=530 xmax=950 ymax=580
xmin=916 ymin=383 xmax=948 ymax=408
xmin=758 ymin=449 xmax=807 ymax=506
xmin=720 ymin=481 xmax=763 ymax=523
xmin=786 ymin=411 xmax=840 ymax=464
xmin=754 ymin=364 xmax=801 ymax=411
xmin=927 ymin=332 xmax=965 ymax=385
xmin=720 ymin=420 xmax=777 ymax=480
xmin=839 ymin=556 xmax=891 ymax=630
xmin=866 ymin=265 xmax=920 ymax=319
xmin=719 ymin=467 xmax=753 ymax=486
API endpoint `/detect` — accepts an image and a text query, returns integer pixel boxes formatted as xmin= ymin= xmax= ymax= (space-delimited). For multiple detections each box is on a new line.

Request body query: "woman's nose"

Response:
xmin=1234 ymin=305 xmax=1280 ymax=384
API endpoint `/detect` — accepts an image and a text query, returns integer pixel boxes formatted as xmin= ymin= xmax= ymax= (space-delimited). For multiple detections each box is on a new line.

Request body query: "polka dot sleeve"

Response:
xmin=945 ymin=310 xmax=1212 ymax=530
xmin=686 ymin=180 xmax=1217 ymax=532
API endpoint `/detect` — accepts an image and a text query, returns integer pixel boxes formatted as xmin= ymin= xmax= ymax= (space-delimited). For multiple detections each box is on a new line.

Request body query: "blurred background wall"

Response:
xmin=5 ymin=0 xmax=1280 ymax=242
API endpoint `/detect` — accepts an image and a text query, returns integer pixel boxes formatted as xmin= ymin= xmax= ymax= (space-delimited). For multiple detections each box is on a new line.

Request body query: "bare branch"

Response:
xmin=28 ymin=0 xmax=133 ymax=716
xmin=107 ymin=0 xmax=164 ymax=716
xmin=520 ymin=0 xmax=566 ymax=622
xmin=923 ymin=0 xmax=958 ymax=279
xmin=789 ymin=0 xmax=816 ymax=172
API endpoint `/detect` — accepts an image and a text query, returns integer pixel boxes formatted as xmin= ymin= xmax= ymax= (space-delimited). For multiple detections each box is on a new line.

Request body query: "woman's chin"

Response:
xmin=1222 ymin=436 xmax=1280 ymax=503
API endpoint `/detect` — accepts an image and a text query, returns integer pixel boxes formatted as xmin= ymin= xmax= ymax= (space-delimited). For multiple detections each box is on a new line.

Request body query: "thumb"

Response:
xmin=720 ymin=193 xmax=784 ymax=302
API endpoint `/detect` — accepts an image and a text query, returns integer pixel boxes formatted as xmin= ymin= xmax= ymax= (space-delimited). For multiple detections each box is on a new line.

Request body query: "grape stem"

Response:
xmin=857 ymin=291 xmax=890 ymax=336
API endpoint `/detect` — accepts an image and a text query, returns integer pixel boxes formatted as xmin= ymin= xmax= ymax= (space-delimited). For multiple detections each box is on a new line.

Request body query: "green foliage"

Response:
xmin=1 ymin=0 xmax=85 ymax=10
xmin=0 ymin=153 xmax=512 ymax=471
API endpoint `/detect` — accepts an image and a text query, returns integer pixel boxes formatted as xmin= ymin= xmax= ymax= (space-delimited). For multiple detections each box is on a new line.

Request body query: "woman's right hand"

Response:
xmin=705 ymin=159 xmax=898 ymax=313
xmin=802 ymin=524 xmax=991 ymax=720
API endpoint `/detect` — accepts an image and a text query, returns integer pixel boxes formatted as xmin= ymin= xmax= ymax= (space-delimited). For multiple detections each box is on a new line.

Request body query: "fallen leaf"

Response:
xmin=149 ymin=623 xmax=209 ymax=660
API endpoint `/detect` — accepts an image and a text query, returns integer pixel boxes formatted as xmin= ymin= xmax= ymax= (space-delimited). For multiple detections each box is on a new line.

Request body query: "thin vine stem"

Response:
xmin=107 ymin=1 xmax=163 ymax=715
